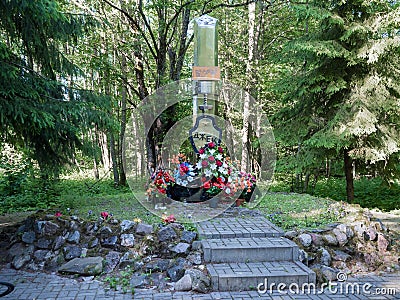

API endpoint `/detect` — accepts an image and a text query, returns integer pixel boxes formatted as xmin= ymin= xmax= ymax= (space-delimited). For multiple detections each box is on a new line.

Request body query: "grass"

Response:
xmin=255 ymin=192 xmax=347 ymax=230
xmin=1 ymin=174 xmax=395 ymax=231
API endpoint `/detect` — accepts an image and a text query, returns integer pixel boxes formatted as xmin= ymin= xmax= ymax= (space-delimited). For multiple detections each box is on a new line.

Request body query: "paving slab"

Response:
xmin=197 ymin=217 xmax=284 ymax=239
xmin=202 ymin=237 xmax=299 ymax=263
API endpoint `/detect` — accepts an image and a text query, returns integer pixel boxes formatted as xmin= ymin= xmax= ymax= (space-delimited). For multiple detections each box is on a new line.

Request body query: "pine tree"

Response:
xmin=0 ymin=0 xmax=113 ymax=178
xmin=274 ymin=0 xmax=400 ymax=201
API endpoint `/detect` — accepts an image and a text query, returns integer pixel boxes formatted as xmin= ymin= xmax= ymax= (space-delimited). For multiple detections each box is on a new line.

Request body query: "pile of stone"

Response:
xmin=284 ymin=208 xmax=399 ymax=283
xmin=0 ymin=213 xmax=209 ymax=292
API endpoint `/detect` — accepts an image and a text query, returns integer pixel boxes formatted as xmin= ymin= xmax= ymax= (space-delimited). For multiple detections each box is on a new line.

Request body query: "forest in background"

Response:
xmin=1 ymin=0 xmax=400 ymax=213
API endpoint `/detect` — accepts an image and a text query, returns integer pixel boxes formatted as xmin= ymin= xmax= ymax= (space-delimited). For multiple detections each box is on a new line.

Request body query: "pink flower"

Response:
xmin=163 ymin=214 xmax=176 ymax=223
xmin=208 ymin=156 xmax=215 ymax=162
xmin=199 ymin=148 xmax=205 ymax=154
xmin=218 ymin=146 xmax=223 ymax=153
xmin=201 ymin=160 xmax=208 ymax=167
xmin=101 ymin=211 xmax=109 ymax=220
xmin=55 ymin=211 xmax=62 ymax=217
xmin=216 ymin=160 xmax=222 ymax=167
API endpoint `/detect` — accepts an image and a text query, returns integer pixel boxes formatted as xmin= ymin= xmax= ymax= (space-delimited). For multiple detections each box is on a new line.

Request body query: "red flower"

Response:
xmin=163 ymin=214 xmax=176 ymax=223
xmin=199 ymin=148 xmax=205 ymax=154
xmin=208 ymin=156 xmax=215 ymax=162
xmin=217 ymin=177 xmax=224 ymax=184
xmin=204 ymin=181 xmax=211 ymax=189
xmin=101 ymin=211 xmax=109 ymax=220
xmin=218 ymin=146 xmax=223 ymax=153
xmin=216 ymin=160 xmax=222 ymax=167
xmin=55 ymin=211 xmax=62 ymax=217
xmin=158 ymin=188 xmax=166 ymax=194
xmin=208 ymin=142 xmax=216 ymax=148
xmin=201 ymin=160 xmax=208 ymax=167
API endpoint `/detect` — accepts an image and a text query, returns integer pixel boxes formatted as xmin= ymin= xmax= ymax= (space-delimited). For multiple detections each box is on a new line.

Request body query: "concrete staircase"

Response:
xmin=197 ymin=217 xmax=316 ymax=291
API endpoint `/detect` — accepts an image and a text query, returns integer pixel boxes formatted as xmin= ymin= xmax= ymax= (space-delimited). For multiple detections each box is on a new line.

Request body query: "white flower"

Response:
xmin=223 ymin=163 xmax=228 ymax=168
xmin=208 ymin=149 xmax=216 ymax=155
xmin=182 ymin=180 xmax=188 ymax=186
xmin=225 ymin=188 xmax=231 ymax=194
xmin=210 ymin=163 xmax=217 ymax=170
xmin=227 ymin=176 xmax=232 ymax=183
xmin=219 ymin=167 xmax=228 ymax=175
xmin=188 ymin=172 xmax=195 ymax=177
xmin=200 ymin=153 xmax=207 ymax=159
xmin=215 ymin=154 xmax=223 ymax=160
xmin=188 ymin=165 xmax=194 ymax=171
xmin=176 ymin=178 xmax=182 ymax=185
xmin=204 ymin=169 xmax=212 ymax=177
xmin=187 ymin=176 xmax=194 ymax=182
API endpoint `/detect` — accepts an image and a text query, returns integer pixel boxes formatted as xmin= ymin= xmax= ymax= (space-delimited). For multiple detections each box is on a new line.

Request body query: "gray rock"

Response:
xmin=136 ymin=223 xmax=154 ymax=235
xmin=367 ymin=225 xmax=377 ymax=241
xmin=104 ymin=251 xmax=121 ymax=273
xmin=319 ymin=248 xmax=331 ymax=266
xmin=320 ymin=265 xmax=339 ymax=282
xmin=12 ymin=254 xmax=31 ymax=269
xmin=63 ymin=245 xmax=82 ymax=260
xmin=120 ymin=234 xmax=135 ymax=247
xmin=185 ymin=268 xmax=210 ymax=293
xmin=167 ymin=260 xmax=185 ymax=282
xmin=69 ymin=221 xmax=79 ymax=231
xmin=191 ymin=241 xmax=202 ymax=251
xmin=333 ymin=250 xmax=351 ymax=262
xmin=310 ymin=233 xmax=324 ymax=246
xmin=36 ymin=238 xmax=52 ymax=249
xmin=8 ymin=243 xmax=34 ymax=259
xmin=298 ymin=249 xmax=308 ymax=265
xmin=89 ymin=238 xmax=99 ymax=249
xmin=145 ymin=259 xmax=170 ymax=272
xmin=100 ymin=226 xmax=113 ymax=235
xmin=377 ymin=234 xmax=389 ymax=252
xmin=332 ymin=228 xmax=348 ymax=246
xmin=353 ymin=222 xmax=365 ymax=239
xmin=36 ymin=221 xmax=59 ymax=236
xmin=58 ymin=257 xmax=103 ymax=275
xmin=120 ymin=220 xmax=136 ymax=232
xmin=33 ymin=250 xmax=50 ymax=262
xmin=67 ymin=231 xmax=80 ymax=244
xmin=102 ymin=236 xmax=118 ymax=248
xmin=180 ymin=231 xmax=197 ymax=244
xmin=298 ymin=233 xmax=312 ymax=247
xmin=171 ymin=243 xmax=190 ymax=255
xmin=187 ymin=252 xmax=202 ymax=265
xmin=53 ymin=236 xmax=66 ymax=251
xmin=22 ymin=231 xmax=36 ymax=244
xmin=284 ymin=230 xmax=298 ymax=239
xmin=158 ymin=225 xmax=178 ymax=242
xmin=130 ymin=273 xmax=148 ymax=288
xmin=174 ymin=274 xmax=192 ymax=291
xmin=336 ymin=224 xmax=354 ymax=239
xmin=322 ymin=234 xmax=338 ymax=246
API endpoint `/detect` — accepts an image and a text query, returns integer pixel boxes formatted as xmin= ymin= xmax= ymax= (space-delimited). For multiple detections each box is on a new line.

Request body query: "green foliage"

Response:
xmin=0 ymin=0 xmax=115 ymax=178
xmin=256 ymin=193 xmax=345 ymax=230
xmin=273 ymin=0 xmax=400 ymax=184
xmin=314 ymin=177 xmax=400 ymax=211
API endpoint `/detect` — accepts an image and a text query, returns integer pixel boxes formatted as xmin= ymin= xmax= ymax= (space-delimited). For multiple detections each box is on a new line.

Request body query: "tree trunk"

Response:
xmin=109 ymin=133 xmax=119 ymax=187
xmin=344 ymin=149 xmax=354 ymax=203
xmin=241 ymin=1 xmax=256 ymax=172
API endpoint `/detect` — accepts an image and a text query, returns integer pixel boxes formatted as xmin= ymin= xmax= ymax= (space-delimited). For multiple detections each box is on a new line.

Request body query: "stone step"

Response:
xmin=197 ymin=217 xmax=284 ymax=239
xmin=202 ymin=237 xmax=299 ymax=263
xmin=207 ymin=261 xmax=316 ymax=292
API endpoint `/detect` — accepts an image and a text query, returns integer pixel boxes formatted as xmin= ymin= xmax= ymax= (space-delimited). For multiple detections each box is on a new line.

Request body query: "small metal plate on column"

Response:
xmin=189 ymin=115 xmax=222 ymax=153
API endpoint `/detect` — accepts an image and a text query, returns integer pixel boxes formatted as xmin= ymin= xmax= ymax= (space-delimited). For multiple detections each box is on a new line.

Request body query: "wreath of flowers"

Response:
xmin=146 ymin=142 xmax=256 ymax=201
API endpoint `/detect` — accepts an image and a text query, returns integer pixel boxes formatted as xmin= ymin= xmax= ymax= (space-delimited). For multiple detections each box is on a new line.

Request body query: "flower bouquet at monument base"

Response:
xmin=146 ymin=142 xmax=257 ymax=206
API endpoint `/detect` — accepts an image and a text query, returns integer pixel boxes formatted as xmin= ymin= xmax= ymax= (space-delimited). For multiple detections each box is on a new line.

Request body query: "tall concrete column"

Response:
xmin=192 ymin=14 xmax=219 ymax=122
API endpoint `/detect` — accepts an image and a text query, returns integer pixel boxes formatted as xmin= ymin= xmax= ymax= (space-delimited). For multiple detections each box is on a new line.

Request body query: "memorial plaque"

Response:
xmin=189 ymin=115 xmax=222 ymax=153
xmin=192 ymin=66 xmax=220 ymax=81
